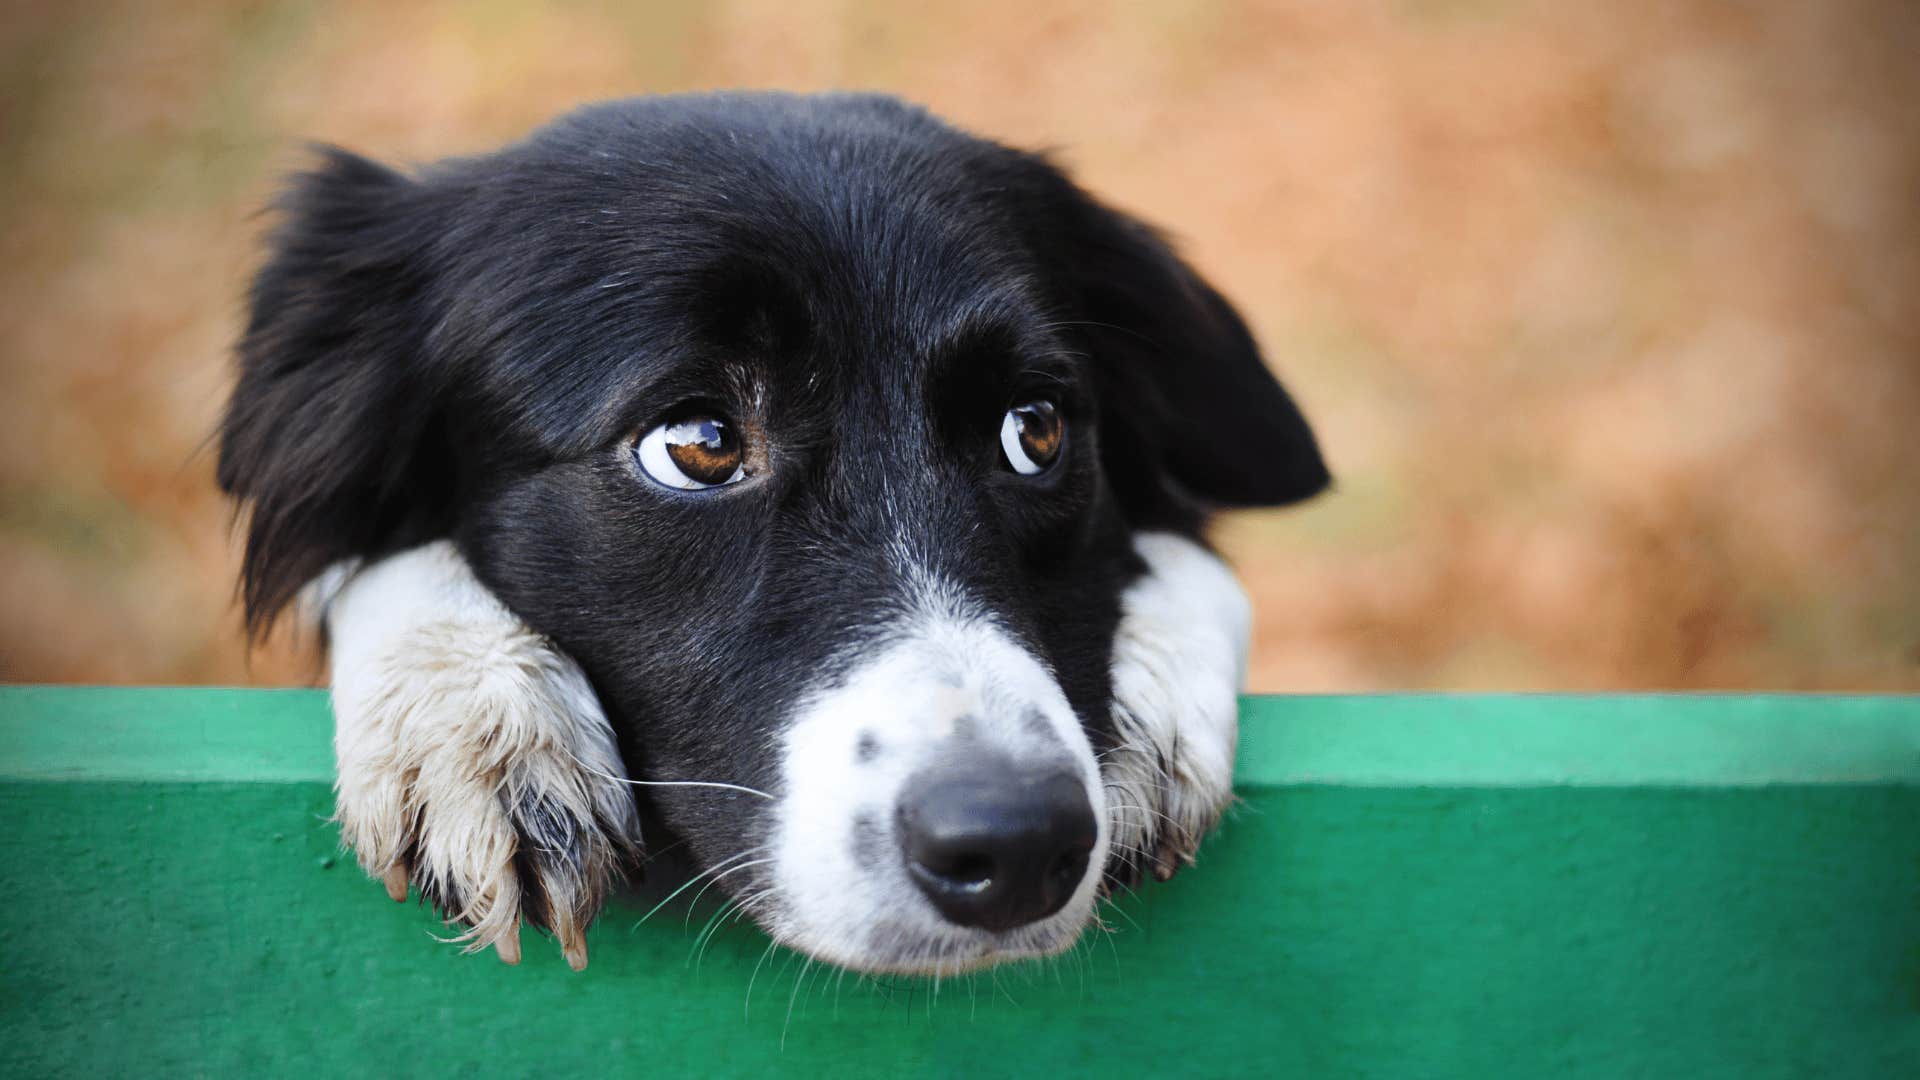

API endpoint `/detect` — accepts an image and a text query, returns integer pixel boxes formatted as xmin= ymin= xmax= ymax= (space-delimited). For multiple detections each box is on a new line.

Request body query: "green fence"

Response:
xmin=2 ymin=688 xmax=1916 ymax=1077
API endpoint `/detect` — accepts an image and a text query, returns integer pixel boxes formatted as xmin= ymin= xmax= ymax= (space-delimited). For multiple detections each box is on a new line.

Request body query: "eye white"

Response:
xmin=1000 ymin=410 xmax=1045 ymax=476
xmin=635 ymin=421 xmax=745 ymax=490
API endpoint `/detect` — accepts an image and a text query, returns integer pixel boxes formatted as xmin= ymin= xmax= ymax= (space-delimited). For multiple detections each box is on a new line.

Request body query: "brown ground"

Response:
xmin=2 ymin=1 xmax=1916 ymax=691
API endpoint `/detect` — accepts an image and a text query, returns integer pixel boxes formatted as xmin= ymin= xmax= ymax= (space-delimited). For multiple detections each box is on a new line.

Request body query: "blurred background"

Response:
xmin=1 ymin=0 xmax=1915 ymax=691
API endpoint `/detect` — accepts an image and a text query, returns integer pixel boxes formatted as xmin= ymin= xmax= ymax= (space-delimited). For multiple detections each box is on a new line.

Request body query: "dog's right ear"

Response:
xmin=218 ymin=148 xmax=453 ymax=638
xmin=1019 ymin=171 xmax=1331 ymax=529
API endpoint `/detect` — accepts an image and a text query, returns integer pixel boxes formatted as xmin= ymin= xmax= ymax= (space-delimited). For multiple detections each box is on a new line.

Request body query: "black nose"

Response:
xmin=896 ymin=760 xmax=1097 ymax=933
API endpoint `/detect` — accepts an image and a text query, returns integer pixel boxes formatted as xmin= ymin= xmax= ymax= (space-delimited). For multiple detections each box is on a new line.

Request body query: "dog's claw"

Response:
xmin=1145 ymin=829 xmax=1202 ymax=883
xmin=383 ymin=862 xmax=410 ymax=902
xmin=556 ymin=914 xmax=583 ymax=976
xmin=495 ymin=925 xmax=522 ymax=966
xmin=1150 ymin=842 xmax=1190 ymax=883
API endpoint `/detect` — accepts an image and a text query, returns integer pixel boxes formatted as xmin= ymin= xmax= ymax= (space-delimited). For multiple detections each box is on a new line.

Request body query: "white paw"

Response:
xmin=1102 ymin=532 xmax=1249 ymax=888
xmin=316 ymin=543 xmax=642 ymax=969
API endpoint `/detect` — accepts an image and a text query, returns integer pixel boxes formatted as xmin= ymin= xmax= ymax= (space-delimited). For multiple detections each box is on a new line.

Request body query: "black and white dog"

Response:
xmin=219 ymin=92 xmax=1327 ymax=975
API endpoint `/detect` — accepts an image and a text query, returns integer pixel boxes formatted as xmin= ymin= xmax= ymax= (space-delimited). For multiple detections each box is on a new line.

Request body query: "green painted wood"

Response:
xmin=1 ymin=688 xmax=1916 ymax=1077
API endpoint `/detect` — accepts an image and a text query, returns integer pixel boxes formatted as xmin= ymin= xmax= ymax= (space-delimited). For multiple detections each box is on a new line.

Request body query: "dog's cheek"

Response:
xmin=454 ymin=459 xmax=770 ymax=706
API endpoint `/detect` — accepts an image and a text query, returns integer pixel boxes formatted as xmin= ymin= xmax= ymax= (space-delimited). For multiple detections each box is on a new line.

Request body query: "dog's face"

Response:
xmin=222 ymin=93 xmax=1326 ymax=972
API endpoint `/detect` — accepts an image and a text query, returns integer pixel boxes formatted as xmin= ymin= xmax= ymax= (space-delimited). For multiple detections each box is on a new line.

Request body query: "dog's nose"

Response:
xmin=896 ymin=759 xmax=1097 ymax=932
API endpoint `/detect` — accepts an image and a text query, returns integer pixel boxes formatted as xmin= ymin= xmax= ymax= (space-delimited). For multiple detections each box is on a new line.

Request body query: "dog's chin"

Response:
xmin=765 ymin=892 xmax=1102 ymax=976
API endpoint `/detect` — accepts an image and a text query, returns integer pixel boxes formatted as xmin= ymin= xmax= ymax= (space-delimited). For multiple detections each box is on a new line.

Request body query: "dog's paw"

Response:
xmin=319 ymin=543 xmax=643 ymax=969
xmin=1100 ymin=532 xmax=1249 ymax=891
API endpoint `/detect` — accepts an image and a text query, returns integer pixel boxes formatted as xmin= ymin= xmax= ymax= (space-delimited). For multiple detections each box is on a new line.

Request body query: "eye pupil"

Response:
xmin=1015 ymin=404 xmax=1061 ymax=465
xmin=1000 ymin=400 xmax=1063 ymax=475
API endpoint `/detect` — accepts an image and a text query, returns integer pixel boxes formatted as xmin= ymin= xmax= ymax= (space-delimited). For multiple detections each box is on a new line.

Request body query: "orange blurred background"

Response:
xmin=2 ymin=1 xmax=1916 ymax=691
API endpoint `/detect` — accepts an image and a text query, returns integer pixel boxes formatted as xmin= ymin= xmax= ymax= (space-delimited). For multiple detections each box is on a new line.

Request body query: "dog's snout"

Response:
xmin=896 ymin=759 xmax=1096 ymax=933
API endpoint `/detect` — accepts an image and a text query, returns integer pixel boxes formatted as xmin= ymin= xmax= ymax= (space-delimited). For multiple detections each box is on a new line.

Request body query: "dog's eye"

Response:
xmin=1000 ymin=400 xmax=1063 ymax=476
xmin=635 ymin=414 xmax=746 ymax=490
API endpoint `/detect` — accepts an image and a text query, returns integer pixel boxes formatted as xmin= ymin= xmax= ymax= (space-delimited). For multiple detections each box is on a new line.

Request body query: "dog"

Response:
xmin=218 ymin=91 xmax=1328 ymax=975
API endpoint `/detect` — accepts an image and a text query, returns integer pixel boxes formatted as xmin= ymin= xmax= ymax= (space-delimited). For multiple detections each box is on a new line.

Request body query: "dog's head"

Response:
xmin=222 ymin=93 xmax=1326 ymax=972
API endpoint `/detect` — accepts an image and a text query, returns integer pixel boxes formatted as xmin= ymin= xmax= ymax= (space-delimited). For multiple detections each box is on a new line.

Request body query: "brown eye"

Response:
xmin=1000 ymin=400 xmax=1063 ymax=475
xmin=636 ymin=414 xmax=746 ymax=490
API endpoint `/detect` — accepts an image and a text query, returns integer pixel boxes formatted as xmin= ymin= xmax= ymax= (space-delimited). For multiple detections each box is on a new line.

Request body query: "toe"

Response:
xmin=494 ymin=924 xmax=522 ymax=966
xmin=382 ymin=861 xmax=411 ymax=902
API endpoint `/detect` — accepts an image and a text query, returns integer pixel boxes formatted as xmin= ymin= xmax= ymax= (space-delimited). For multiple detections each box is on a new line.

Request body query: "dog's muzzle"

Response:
xmin=769 ymin=601 xmax=1110 ymax=972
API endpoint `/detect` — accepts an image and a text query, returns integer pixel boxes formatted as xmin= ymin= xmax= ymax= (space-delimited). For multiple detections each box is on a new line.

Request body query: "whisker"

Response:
xmin=692 ymin=883 xmax=771 ymax=968
xmin=1103 ymin=767 xmax=1175 ymax=796
xmin=1094 ymin=740 xmax=1155 ymax=761
xmin=696 ymin=888 xmax=771 ymax=968
xmin=562 ymin=747 xmax=775 ymax=800
xmin=1099 ymin=893 xmax=1146 ymax=934
xmin=683 ymin=856 xmax=773 ymax=930
xmin=687 ymin=896 xmax=742 ymax=966
xmin=1105 ymin=801 xmax=1186 ymax=831
xmin=1034 ymin=317 xmax=1164 ymax=349
xmin=745 ymin=937 xmax=781 ymax=1022
xmin=782 ymin=956 xmax=816 ymax=1048
xmin=637 ymin=834 xmax=692 ymax=866
xmin=609 ymin=777 xmax=777 ymax=799
xmin=629 ymin=846 xmax=763 ymax=931
xmin=724 ymin=889 xmax=767 ymax=929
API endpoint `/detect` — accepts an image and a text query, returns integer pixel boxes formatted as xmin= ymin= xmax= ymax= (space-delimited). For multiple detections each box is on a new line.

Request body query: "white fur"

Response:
xmin=1102 ymin=532 xmax=1250 ymax=882
xmin=316 ymin=542 xmax=641 ymax=966
xmin=768 ymin=583 xmax=1108 ymax=974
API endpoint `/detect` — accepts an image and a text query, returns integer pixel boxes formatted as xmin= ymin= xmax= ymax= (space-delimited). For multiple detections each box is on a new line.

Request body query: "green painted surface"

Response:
xmin=1 ymin=688 xmax=1917 ymax=1077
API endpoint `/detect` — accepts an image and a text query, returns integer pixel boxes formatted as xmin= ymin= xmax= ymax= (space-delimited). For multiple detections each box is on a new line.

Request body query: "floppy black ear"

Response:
xmin=1049 ymin=194 xmax=1330 ymax=521
xmin=218 ymin=148 xmax=454 ymax=637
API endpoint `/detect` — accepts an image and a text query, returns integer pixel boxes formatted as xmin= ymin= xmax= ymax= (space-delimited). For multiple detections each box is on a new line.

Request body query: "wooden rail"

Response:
xmin=2 ymin=689 xmax=1915 ymax=1077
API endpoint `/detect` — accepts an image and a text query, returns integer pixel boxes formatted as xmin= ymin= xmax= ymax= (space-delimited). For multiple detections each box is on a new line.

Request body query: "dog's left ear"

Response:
xmin=1043 ymin=192 xmax=1330 ymax=519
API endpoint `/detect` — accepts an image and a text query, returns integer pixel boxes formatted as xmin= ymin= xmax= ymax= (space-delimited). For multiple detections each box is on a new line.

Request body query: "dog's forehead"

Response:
xmin=450 ymin=106 xmax=1103 ymax=585
xmin=481 ymin=97 xmax=1034 ymax=269
xmin=457 ymin=132 xmax=1070 ymax=456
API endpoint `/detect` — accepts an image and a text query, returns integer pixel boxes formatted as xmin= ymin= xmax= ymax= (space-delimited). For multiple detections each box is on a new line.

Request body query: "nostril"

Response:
xmin=944 ymin=854 xmax=995 ymax=891
xmin=908 ymin=847 xmax=997 ymax=894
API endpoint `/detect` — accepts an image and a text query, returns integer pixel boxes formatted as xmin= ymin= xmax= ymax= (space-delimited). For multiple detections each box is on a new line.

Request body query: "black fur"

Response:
xmin=220 ymin=91 xmax=1328 ymax=918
